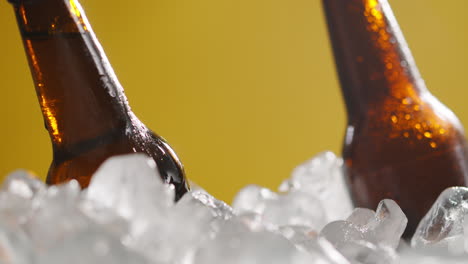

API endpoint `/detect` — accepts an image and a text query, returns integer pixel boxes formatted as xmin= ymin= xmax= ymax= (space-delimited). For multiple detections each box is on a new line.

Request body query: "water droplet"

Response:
xmin=391 ymin=115 xmax=398 ymax=123
xmin=424 ymin=132 xmax=432 ymax=138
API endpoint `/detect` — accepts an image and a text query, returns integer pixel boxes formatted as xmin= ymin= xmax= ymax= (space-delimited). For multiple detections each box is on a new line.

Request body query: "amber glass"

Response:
xmin=8 ymin=0 xmax=189 ymax=200
xmin=323 ymin=0 xmax=468 ymax=237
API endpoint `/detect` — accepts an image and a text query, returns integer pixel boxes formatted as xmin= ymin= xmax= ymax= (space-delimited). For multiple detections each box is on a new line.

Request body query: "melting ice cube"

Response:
xmin=411 ymin=187 xmax=468 ymax=255
xmin=279 ymin=151 xmax=353 ymax=222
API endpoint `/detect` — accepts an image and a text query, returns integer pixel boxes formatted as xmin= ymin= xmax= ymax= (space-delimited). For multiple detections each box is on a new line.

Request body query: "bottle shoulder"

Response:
xmin=344 ymin=92 xmax=468 ymax=159
xmin=49 ymin=121 xmax=188 ymax=197
xmin=348 ymin=91 xmax=465 ymax=136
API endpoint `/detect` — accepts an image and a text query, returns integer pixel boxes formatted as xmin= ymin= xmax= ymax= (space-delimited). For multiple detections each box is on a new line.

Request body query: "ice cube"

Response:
xmin=324 ymin=200 xmax=406 ymax=249
xmin=188 ymin=191 xmax=234 ymax=220
xmin=86 ymin=154 xmax=175 ymax=236
xmin=233 ymin=212 xmax=277 ymax=232
xmin=128 ymin=190 xmax=233 ymax=263
xmin=1 ymin=170 xmax=45 ymax=199
xmin=25 ymin=181 xmax=89 ymax=251
xmin=233 ymin=185 xmax=327 ymax=230
xmin=320 ymin=200 xmax=405 ymax=263
xmin=319 ymin=220 xmax=366 ymax=248
xmin=279 ymin=151 xmax=353 ymax=222
xmin=0 ymin=192 xmax=33 ymax=227
xmin=320 ymin=220 xmax=397 ymax=264
xmin=411 ymin=187 xmax=468 ymax=253
xmin=263 ymin=191 xmax=327 ymax=230
xmin=279 ymin=225 xmax=318 ymax=246
xmin=278 ymin=226 xmax=349 ymax=263
xmin=79 ymin=199 xmax=130 ymax=238
xmin=346 ymin=208 xmax=375 ymax=227
xmin=367 ymin=199 xmax=407 ymax=249
xmin=232 ymin=184 xmax=277 ymax=215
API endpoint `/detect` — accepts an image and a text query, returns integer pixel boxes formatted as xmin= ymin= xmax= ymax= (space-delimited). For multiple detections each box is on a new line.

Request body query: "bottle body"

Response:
xmin=343 ymin=94 xmax=468 ymax=237
xmin=10 ymin=0 xmax=189 ymax=199
xmin=323 ymin=0 xmax=468 ymax=237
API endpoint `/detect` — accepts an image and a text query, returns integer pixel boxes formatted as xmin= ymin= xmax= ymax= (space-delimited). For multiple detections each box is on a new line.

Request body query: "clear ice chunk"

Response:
xmin=234 ymin=212 xmax=276 ymax=232
xmin=411 ymin=187 xmax=468 ymax=254
xmin=232 ymin=184 xmax=278 ymax=215
xmin=79 ymin=199 xmax=130 ymax=238
xmin=233 ymin=185 xmax=327 ymax=230
xmin=1 ymin=170 xmax=45 ymax=199
xmin=319 ymin=220 xmax=366 ymax=248
xmin=128 ymin=190 xmax=233 ymax=263
xmin=320 ymin=200 xmax=405 ymax=263
xmin=188 ymin=191 xmax=234 ymax=220
xmin=279 ymin=225 xmax=318 ymax=247
xmin=262 ymin=191 xmax=327 ymax=230
xmin=279 ymin=151 xmax=353 ymax=222
xmin=279 ymin=226 xmax=350 ymax=264
xmin=25 ymin=180 xmax=89 ymax=251
xmin=367 ymin=199 xmax=407 ymax=249
xmin=0 ymin=192 xmax=33 ymax=227
xmin=346 ymin=208 xmax=375 ymax=227
xmin=86 ymin=154 xmax=175 ymax=236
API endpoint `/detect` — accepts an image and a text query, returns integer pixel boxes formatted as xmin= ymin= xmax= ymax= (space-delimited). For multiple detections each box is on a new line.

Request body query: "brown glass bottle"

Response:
xmin=8 ymin=0 xmax=189 ymax=200
xmin=322 ymin=0 xmax=468 ymax=237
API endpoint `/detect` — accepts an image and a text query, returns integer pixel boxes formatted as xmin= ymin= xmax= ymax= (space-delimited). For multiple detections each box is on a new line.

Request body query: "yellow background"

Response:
xmin=1 ymin=0 xmax=467 ymax=203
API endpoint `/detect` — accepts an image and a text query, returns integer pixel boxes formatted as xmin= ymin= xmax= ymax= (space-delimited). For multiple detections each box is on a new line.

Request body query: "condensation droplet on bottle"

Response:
xmin=424 ymin=132 xmax=432 ymax=138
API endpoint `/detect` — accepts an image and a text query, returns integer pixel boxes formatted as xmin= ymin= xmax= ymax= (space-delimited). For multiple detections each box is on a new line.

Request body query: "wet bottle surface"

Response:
xmin=322 ymin=0 xmax=468 ymax=237
xmin=8 ymin=0 xmax=189 ymax=200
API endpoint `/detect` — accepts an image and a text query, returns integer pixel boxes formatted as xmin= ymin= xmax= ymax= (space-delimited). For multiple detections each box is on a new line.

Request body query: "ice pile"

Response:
xmin=1 ymin=151 xmax=468 ymax=263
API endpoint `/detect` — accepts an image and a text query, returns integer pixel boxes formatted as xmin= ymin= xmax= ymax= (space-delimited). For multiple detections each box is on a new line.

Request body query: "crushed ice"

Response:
xmin=0 ymin=151 xmax=467 ymax=263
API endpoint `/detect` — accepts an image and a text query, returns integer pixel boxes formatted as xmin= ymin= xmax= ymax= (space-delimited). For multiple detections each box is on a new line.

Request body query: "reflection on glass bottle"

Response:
xmin=322 ymin=0 xmax=468 ymax=237
xmin=8 ymin=0 xmax=189 ymax=200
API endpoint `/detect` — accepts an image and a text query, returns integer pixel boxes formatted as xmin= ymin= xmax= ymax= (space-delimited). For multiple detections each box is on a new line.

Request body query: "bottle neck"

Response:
xmin=323 ymin=0 xmax=428 ymax=120
xmin=12 ymin=0 xmax=132 ymax=146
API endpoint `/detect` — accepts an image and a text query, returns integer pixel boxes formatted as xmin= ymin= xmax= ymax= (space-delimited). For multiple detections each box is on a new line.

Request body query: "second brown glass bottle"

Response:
xmin=322 ymin=0 xmax=468 ymax=237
